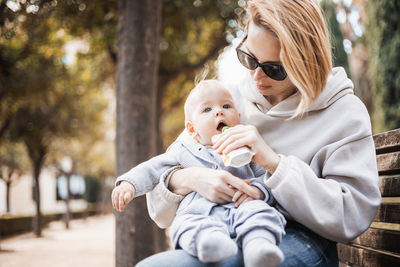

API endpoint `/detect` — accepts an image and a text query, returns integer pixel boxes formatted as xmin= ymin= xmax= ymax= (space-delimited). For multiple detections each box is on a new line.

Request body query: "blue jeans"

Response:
xmin=136 ymin=221 xmax=338 ymax=267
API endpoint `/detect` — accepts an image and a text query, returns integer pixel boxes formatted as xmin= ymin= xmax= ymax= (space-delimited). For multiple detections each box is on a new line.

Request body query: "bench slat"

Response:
xmin=351 ymin=228 xmax=400 ymax=254
xmin=374 ymin=203 xmax=400 ymax=224
xmin=377 ymin=152 xmax=400 ymax=174
xmin=337 ymin=243 xmax=400 ymax=267
xmin=374 ymin=129 xmax=400 ymax=154
xmin=380 ymin=175 xmax=400 ymax=197
xmin=337 ymin=129 xmax=400 ymax=265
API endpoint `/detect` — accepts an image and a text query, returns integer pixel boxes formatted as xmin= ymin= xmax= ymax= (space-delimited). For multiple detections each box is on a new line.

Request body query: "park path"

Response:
xmin=0 ymin=214 xmax=115 ymax=267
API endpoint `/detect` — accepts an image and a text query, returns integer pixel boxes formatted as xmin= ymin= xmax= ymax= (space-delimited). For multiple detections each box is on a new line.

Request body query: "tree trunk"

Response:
xmin=116 ymin=0 xmax=167 ymax=266
xmin=32 ymin=161 xmax=42 ymax=237
xmin=27 ymin=144 xmax=46 ymax=238
xmin=6 ymin=181 xmax=10 ymax=213
xmin=64 ymin=173 xmax=71 ymax=229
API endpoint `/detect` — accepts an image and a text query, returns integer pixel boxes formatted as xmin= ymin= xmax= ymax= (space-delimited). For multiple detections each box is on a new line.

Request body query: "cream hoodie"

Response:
xmin=146 ymin=67 xmax=381 ymax=243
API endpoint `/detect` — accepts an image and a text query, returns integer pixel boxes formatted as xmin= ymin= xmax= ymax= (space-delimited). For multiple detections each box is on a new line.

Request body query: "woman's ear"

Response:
xmin=185 ymin=121 xmax=198 ymax=138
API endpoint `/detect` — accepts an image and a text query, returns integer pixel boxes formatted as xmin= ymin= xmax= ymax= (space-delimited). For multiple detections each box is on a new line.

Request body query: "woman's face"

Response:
xmin=245 ymin=21 xmax=297 ymax=105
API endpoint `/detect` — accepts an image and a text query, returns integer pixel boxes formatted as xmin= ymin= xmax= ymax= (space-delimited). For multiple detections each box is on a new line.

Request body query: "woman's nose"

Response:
xmin=251 ymin=67 xmax=266 ymax=82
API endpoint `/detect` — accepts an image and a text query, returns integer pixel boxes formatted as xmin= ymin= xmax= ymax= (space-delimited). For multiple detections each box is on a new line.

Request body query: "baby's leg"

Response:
xmin=173 ymin=214 xmax=238 ymax=263
xmin=196 ymin=227 xmax=238 ymax=262
xmin=233 ymin=200 xmax=286 ymax=267
xmin=242 ymin=229 xmax=283 ymax=267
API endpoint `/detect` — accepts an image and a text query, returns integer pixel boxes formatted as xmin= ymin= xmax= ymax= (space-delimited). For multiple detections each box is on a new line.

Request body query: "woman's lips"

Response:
xmin=256 ymin=84 xmax=272 ymax=91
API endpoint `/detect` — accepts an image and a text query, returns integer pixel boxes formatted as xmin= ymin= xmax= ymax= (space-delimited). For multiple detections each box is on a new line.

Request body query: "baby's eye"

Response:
xmin=223 ymin=104 xmax=231 ymax=109
xmin=203 ymin=107 xmax=212 ymax=113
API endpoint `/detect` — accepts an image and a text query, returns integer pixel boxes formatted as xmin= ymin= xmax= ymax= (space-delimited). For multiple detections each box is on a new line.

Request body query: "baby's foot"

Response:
xmin=197 ymin=231 xmax=238 ymax=262
xmin=243 ymin=238 xmax=284 ymax=267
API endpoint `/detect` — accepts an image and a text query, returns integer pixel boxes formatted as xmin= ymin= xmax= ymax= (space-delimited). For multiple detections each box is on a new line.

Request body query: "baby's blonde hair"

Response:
xmin=245 ymin=0 xmax=333 ymax=117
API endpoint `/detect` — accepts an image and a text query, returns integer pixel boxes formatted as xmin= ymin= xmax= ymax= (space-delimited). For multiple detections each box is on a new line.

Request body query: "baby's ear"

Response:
xmin=185 ymin=121 xmax=197 ymax=138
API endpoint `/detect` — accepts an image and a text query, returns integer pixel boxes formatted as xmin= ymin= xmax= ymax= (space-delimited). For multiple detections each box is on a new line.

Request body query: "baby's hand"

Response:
xmin=232 ymin=185 xmax=264 ymax=207
xmin=111 ymin=181 xmax=135 ymax=212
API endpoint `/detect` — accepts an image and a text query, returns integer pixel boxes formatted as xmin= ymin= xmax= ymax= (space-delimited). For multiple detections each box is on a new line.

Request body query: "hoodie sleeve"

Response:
xmin=146 ymin=166 xmax=185 ymax=228
xmin=115 ymin=142 xmax=182 ymax=197
xmin=264 ymin=105 xmax=381 ymax=243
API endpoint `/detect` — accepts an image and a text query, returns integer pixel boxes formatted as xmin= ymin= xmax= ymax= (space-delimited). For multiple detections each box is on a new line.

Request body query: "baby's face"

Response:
xmin=186 ymin=85 xmax=240 ymax=146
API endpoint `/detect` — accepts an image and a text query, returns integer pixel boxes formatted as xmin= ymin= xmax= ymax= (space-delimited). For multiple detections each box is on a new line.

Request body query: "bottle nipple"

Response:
xmin=222 ymin=126 xmax=230 ymax=132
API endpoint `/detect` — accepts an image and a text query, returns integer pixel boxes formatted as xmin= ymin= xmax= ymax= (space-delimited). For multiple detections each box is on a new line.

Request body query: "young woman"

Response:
xmin=137 ymin=0 xmax=381 ymax=266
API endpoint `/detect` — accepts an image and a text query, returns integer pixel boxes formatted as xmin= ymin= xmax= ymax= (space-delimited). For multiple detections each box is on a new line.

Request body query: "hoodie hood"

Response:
xmin=240 ymin=67 xmax=354 ymax=118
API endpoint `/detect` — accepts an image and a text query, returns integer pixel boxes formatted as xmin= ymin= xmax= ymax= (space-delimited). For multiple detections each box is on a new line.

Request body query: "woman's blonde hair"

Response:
xmin=245 ymin=0 xmax=332 ymax=117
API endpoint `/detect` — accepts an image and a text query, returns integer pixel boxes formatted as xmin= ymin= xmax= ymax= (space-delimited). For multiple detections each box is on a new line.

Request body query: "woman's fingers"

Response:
xmin=184 ymin=168 xmax=257 ymax=204
xmin=212 ymin=125 xmax=279 ymax=172
xmin=223 ymin=174 xmax=259 ymax=199
xmin=214 ymin=180 xmax=236 ymax=197
xmin=232 ymin=190 xmax=244 ymax=202
xmin=213 ymin=125 xmax=260 ymax=155
xmin=218 ymin=193 xmax=235 ymax=203
xmin=213 ymin=131 xmax=247 ymax=152
xmin=221 ymin=138 xmax=251 ymax=156
xmin=235 ymin=192 xmax=249 ymax=207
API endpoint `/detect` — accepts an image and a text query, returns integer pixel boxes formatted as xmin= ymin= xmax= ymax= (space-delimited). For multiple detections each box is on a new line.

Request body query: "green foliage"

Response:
xmin=160 ymin=0 xmax=241 ymax=73
xmin=0 ymin=140 xmax=28 ymax=180
xmin=367 ymin=0 xmax=400 ymax=130
xmin=320 ymin=0 xmax=350 ymax=76
xmin=0 ymin=1 xmax=112 ymax=178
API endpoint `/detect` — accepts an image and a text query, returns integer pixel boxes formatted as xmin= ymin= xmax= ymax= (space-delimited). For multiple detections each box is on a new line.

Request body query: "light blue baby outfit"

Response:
xmin=115 ymin=131 xmax=286 ymax=256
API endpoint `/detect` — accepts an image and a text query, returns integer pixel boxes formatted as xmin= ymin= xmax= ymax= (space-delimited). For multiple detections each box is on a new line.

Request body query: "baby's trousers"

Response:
xmin=170 ymin=200 xmax=286 ymax=256
xmin=137 ymin=220 xmax=339 ymax=267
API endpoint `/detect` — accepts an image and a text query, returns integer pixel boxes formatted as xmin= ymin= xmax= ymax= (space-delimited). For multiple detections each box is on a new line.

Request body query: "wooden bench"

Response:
xmin=338 ymin=128 xmax=400 ymax=267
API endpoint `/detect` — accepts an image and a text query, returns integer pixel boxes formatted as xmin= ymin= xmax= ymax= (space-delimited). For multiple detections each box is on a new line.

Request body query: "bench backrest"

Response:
xmin=338 ymin=128 xmax=400 ymax=266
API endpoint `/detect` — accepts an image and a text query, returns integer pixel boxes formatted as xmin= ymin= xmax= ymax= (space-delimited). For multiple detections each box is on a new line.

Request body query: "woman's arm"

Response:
xmin=169 ymin=167 xmax=261 ymax=203
xmin=212 ymin=122 xmax=381 ymax=243
xmin=146 ymin=166 xmax=184 ymax=228
xmin=147 ymin=166 xmax=261 ymax=228
xmin=265 ymin=136 xmax=380 ymax=242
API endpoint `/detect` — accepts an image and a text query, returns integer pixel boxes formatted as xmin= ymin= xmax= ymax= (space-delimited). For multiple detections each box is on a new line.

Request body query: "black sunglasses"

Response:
xmin=236 ymin=36 xmax=287 ymax=81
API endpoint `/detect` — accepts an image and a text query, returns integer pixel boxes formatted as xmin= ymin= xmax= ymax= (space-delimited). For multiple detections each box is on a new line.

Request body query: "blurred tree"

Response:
xmin=1 ymin=0 xmax=109 ymax=237
xmin=0 ymin=141 xmax=28 ymax=213
xmin=367 ymin=0 xmax=400 ymax=130
xmin=320 ymin=0 xmax=350 ymax=76
xmin=0 ymin=2 xmax=36 ymax=141
xmin=0 ymin=1 xmax=69 ymax=236
xmin=115 ymin=0 xmax=164 ymax=265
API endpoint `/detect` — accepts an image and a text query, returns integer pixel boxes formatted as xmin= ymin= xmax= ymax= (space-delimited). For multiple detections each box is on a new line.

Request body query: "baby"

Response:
xmin=112 ymin=80 xmax=286 ymax=267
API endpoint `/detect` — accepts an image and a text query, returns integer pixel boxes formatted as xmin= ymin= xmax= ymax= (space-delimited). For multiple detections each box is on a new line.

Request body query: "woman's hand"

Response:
xmin=232 ymin=186 xmax=265 ymax=207
xmin=168 ymin=167 xmax=261 ymax=204
xmin=212 ymin=125 xmax=280 ymax=174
